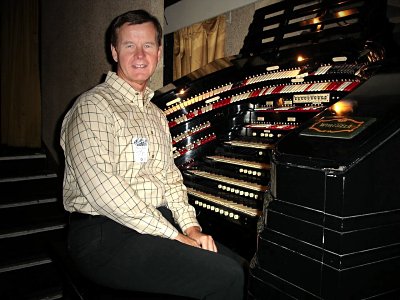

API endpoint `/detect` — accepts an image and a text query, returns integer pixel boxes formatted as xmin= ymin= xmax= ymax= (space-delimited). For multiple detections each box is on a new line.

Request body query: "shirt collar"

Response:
xmin=105 ymin=71 xmax=154 ymax=108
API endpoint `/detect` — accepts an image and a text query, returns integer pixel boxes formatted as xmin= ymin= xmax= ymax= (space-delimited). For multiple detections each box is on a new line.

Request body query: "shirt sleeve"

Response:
xmin=61 ymin=94 xmax=179 ymax=239
xmin=160 ymin=116 xmax=201 ymax=233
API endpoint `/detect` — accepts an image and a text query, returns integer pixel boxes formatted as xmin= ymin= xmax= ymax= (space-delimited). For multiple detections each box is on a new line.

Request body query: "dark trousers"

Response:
xmin=68 ymin=208 xmax=247 ymax=300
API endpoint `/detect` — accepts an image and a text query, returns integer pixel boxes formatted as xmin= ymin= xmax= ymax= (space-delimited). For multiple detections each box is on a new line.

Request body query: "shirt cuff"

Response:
xmin=180 ymin=220 xmax=202 ymax=235
xmin=159 ymin=223 xmax=180 ymax=240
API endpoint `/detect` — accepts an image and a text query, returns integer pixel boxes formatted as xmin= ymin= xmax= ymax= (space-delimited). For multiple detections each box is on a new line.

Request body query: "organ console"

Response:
xmin=153 ymin=0 xmax=400 ymax=297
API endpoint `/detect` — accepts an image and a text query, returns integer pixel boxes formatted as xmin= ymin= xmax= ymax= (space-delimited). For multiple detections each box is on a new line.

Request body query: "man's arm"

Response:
xmin=159 ymin=114 xmax=200 ymax=232
xmin=154 ymin=112 xmax=217 ymax=250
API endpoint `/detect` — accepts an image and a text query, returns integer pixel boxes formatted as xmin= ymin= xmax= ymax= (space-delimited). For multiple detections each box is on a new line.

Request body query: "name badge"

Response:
xmin=132 ymin=138 xmax=148 ymax=162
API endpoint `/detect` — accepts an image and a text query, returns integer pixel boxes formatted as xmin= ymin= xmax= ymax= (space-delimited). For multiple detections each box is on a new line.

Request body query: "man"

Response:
xmin=60 ymin=9 xmax=245 ymax=300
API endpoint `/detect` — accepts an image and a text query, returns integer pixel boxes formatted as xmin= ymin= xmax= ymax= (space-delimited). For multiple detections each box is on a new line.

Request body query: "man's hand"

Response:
xmin=174 ymin=227 xmax=217 ymax=252
xmin=175 ymin=232 xmax=201 ymax=248
xmin=186 ymin=226 xmax=218 ymax=252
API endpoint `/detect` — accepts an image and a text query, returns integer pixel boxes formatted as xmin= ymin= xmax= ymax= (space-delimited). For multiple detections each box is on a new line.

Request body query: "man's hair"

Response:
xmin=110 ymin=9 xmax=162 ymax=47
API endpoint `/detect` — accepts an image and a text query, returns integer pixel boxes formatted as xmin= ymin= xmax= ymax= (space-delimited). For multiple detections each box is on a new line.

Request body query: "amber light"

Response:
xmin=330 ymin=100 xmax=354 ymax=116
xmin=335 ymin=8 xmax=358 ymax=18
xmin=312 ymin=17 xmax=321 ymax=24
xmin=297 ymin=55 xmax=306 ymax=62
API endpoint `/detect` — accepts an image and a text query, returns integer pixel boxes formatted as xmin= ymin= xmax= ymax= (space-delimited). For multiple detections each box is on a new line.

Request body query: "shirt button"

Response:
xmin=152 ymin=155 xmax=154 ymax=158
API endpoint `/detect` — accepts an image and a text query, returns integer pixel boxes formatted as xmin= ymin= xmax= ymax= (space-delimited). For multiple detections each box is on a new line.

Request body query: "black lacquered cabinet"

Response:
xmin=249 ymin=71 xmax=400 ymax=299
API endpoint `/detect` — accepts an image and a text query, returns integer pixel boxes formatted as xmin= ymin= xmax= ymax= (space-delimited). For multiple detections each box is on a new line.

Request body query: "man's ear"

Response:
xmin=157 ymin=45 xmax=162 ymax=64
xmin=111 ymin=44 xmax=118 ymax=62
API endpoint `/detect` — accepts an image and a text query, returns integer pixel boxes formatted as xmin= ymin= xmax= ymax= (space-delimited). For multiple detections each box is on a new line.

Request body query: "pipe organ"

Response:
xmin=153 ymin=0 xmax=400 ymax=298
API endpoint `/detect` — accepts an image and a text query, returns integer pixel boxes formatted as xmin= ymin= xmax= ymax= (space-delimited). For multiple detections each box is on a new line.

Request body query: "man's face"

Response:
xmin=111 ymin=22 xmax=161 ymax=91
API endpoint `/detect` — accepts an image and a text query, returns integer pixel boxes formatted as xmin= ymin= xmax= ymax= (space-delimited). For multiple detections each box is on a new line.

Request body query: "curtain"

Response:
xmin=173 ymin=15 xmax=226 ymax=80
xmin=1 ymin=0 xmax=41 ymax=148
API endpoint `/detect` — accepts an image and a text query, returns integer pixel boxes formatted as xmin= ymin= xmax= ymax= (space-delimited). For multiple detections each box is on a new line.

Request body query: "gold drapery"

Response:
xmin=1 ymin=0 xmax=41 ymax=148
xmin=173 ymin=15 xmax=226 ymax=80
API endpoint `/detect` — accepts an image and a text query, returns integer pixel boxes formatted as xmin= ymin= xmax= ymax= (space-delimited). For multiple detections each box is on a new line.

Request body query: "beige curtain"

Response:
xmin=173 ymin=15 xmax=226 ymax=80
xmin=1 ymin=0 xmax=41 ymax=148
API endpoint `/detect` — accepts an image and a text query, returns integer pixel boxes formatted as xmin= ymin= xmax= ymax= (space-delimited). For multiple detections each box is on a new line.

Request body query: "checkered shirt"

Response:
xmin=60 ymin=71 xmax=199 ymax=239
